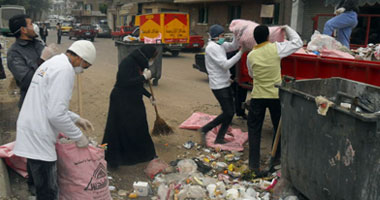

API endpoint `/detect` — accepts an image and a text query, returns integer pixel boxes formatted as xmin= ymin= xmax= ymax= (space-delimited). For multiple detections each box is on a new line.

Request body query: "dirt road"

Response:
xmin=2 ymin=32 xmax=276 ymax=199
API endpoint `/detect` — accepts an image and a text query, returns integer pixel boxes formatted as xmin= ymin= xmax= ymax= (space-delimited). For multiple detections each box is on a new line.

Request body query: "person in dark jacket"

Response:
xmin=40 ymin=23 xmax=48 ymax=43
xmin=102 ymin=45 xmax=158 ymax=169
xmin=7 ymin=14 xmax=44 ymax=108
xmin=323 ymin=0 xmax=358 ymax=48
xmin=56 ymin=23 xmax=62 ymax=44
xmin=0 ymin=44 xmax=5 ymax=79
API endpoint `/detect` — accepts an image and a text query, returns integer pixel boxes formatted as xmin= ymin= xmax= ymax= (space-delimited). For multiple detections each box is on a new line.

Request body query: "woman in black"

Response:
xmin=102 ymin=45 xmax=158 ymax=168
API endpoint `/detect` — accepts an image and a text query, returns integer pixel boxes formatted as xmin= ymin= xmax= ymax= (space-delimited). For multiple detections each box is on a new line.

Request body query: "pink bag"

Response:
xmin=56 ymin=141 xmax=111 ymax=200
xmin=144 ymin=158 xmax=169 ymax=179
xmin=229 ymin=19 xmax=285 ymax=50
xmin=179 ymin=112 xmax=217 ymax=130
xmin=179 ymin=112 xmax=249 ymax=151
xmin=0 ymin=142 xmax=28 ymax=177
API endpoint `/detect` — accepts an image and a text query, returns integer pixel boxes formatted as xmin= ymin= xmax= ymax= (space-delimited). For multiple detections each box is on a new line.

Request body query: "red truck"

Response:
xmin=111 ymin=26 xmax=136 ymax=40
xmin=68 ymin=24 xmax=97 ymax=42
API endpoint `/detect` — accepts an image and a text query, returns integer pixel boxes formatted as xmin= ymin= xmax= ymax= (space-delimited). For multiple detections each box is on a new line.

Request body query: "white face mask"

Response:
xmin=74 ymin=66 xmax=84 ymax=74
xmin=74 ymin=60 xmax=85 ymax=74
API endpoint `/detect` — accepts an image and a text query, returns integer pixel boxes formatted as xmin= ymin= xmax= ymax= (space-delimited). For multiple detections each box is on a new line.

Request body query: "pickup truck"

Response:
xmin=111 ymin=26 xmax=136 ymax=40
xmin=68 ymin=24 xmax=97 ymax=42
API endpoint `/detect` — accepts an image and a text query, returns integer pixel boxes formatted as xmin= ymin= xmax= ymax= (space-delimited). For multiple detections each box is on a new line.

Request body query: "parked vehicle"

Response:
xmin=0 ymin=5 xmax=25 ymax=36
xmin=135 ymin=12 xmax=190 ymax=57
xmin=95 ymin=24 xmax=111 ymax=38
xmin=68 ymin=24 xmax=97 ymax=42
xmin=183 ymin=33 xmax=204 ymax=51
xmin=61 ymin=22 xmax=73 ymax=34
xmin=111 ymin=26 xmax=136 ymax=40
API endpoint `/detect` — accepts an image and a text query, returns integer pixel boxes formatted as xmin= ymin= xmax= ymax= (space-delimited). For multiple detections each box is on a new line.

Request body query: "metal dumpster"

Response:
xmin=115 ymin=41 xmax=163 ymax=85
xmin=279 ymin=77 xmax=380 ymax=200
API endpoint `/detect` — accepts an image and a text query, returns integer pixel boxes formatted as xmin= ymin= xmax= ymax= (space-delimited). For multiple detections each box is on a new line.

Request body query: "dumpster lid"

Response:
xmin=279 ymin=77 xmax=380 ymax=122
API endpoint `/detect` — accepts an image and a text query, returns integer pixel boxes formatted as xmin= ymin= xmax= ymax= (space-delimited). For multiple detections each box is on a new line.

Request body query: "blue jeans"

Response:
xmin=27 ymin=159 xmax=59 ymax=200
xmin=323 ymin=11 xmax=358 ymax=48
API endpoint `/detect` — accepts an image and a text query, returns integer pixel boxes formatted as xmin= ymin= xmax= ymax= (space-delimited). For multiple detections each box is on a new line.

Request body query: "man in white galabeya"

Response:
xmin=14 ymin=40 xmax=96 ymax=200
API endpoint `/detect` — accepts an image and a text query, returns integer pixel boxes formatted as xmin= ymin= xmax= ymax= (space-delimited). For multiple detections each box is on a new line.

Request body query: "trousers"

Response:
xmin=27 ymin=159 xmax=59 ymax=200
xmin=247 ymin=99 xmax=281 ymax=169
xmin=323 ymin=11 xmax=358 ymax=48
xmin=201 ymin=86 xmax=235 ymax=140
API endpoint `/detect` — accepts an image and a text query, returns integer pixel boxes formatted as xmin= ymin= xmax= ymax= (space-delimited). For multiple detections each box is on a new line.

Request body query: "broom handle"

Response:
xmin=148 ymin=80 xmax=159 ymax=116
xmin=77 ymin=74 xmax=83 ymax=116
xmin=271 ymin=117 xmax=282 ymax=157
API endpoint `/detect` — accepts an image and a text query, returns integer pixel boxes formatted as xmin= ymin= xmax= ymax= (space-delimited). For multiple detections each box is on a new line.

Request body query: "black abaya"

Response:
xmin=102 ymin=46 xmax=157 ymax=167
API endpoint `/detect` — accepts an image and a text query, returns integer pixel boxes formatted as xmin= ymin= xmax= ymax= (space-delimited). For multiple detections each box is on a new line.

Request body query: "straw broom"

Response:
xmin=148 ymin=80 xmax=173 ymax=136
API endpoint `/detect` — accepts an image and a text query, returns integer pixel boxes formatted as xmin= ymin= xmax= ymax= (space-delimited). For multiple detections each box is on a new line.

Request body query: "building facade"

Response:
xmin=71 ymin=0 xmax=108 ymax=24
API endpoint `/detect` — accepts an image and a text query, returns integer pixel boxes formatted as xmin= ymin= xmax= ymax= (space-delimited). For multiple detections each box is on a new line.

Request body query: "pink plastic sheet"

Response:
xmin=229 ymin=19 xmax=285 ymax=50
xmin=56 ymin=141 xmax=111 ymax=200
xmin=179 ymin=112 xmax=248 ymax=151
xmin=295 ymin=48 xmax=355 ymax=59
xmin=0 ymin=142 xmax=28 ymax=177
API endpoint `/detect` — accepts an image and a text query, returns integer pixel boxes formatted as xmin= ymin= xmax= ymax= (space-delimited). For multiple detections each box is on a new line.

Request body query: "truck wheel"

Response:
xmin=171 ymin=51 xmax=180 ymax=57
xmin=91 ymin=37 xmax=94 ymax=42
xmin=69 ymin=36 xmax=71 ymax=40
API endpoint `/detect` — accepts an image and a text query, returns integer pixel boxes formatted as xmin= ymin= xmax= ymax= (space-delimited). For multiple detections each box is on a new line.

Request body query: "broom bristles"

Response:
xmin=152 ymin=115 xmax=173 ymax=136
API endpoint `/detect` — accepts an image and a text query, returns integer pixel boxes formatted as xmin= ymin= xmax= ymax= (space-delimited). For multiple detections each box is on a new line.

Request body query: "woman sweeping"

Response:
xmin=102 ymin=45 xmax=158 ymax=168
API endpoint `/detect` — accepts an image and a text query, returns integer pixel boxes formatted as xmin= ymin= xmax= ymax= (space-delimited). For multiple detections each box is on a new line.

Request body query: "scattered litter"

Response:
xmin=109 ymin=186 xmax=116 ymax=191
xmin=133 ymin=181 xmax=151 ymax=196
xmin=117 ymin=189 xmax=127 ymax=196
xmin=183 ymin=140 xmax=195 ymax=149
xmin=315 ymin=96 xmax=334 ymax=116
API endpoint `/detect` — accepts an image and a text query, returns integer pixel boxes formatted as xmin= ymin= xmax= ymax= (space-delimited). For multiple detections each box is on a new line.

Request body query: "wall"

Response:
xmin=301 ymin=1 xmax=334 ymax=41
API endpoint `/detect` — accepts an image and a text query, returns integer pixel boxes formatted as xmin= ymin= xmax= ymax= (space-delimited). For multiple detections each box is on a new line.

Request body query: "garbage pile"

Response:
xmin=111 ymin=143 xmax=287 ymax=200
xmin=353 ymin=43 xmax=380 ymax=61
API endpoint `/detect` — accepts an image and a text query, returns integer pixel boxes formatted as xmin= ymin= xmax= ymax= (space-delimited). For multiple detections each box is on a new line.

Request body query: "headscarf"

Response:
xmin=130 ymin=45 xmax=157 ymax=70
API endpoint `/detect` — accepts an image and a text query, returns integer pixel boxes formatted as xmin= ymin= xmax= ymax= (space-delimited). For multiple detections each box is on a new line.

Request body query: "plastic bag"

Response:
xmin=177 ymin=159 xmax=197 ymax=174
xmin=144 ymin=158 xmax=169 ymax=179
xmin=177 ymin=185 xmax=206 ymax=200
xmin=374 ymin=45 xmax=380 ymax=60
xmin=56 ymin=140 xmax=111 ymax=200
xmin=307 ymin=30 xmax=343 ymax=51
xmin=0 ymin=142 xmax=27 ymax=177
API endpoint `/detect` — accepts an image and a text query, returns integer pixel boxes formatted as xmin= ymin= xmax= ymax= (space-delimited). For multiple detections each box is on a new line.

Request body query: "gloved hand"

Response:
xmin=334 ymin=7 xmax=345 ymax=15
xmin=76 ymin=134 xmax=89 ymax=148
xmin=40 ymin=44 xmax=59 ymax=61
xmin=143 ymin=68 xmax=152 ymax=80
xmin=149 ymin=96 xmax=156 ymax=106
xmin=75 ymin=117 xmax=95 ymax=131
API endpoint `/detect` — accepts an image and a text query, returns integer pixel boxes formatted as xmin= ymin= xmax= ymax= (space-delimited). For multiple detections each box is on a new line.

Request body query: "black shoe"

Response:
xmin=236 ymin=113 xmax=247 ymax=120
xmin=214 ymin=138 xmax=227 ymax=144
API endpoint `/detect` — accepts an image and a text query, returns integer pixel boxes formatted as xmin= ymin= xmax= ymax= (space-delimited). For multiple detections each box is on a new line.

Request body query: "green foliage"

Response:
xmin=0 ymin=0 xmax=51 ymax=17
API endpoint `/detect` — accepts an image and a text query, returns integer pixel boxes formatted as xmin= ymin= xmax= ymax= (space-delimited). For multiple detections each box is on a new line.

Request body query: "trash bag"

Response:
xmin=177 ymin=185 xmax=206 ymax=200
xmin=307 ymin=30 xmax=343 ymax=51
xmin=0 ymin=142 xmax=27 ymax=177
xmin=56 ymin=139 xmax=111 ymax=200
xmin=177 ymin=159 xmax=197 ymax=174
xmin=144 ymin=158 xmax=169 ymax=179
xmin=229 ymin=19 xmax=285 ymax=50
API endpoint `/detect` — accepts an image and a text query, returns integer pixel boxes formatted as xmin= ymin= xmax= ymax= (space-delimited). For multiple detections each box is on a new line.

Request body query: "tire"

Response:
xmin=171 ymin=51 xmax=180 ymax=57
xmin=68 ymin=36 xmax=71 ymax=40
xmin=91 ymin=37 xmax=94 ymax=42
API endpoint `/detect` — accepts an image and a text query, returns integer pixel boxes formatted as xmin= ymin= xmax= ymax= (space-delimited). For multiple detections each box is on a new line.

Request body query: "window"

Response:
xmin=161 ymin=8 xmax=179 ymax=12
xmin=261 ymin=3 xmax=279 ymax=25
xmin=198 ymin=7 xmax=208 ymax=24
xmin=229 ymin=6 xmax=241 ymax=22
xmin=144 ymin=8 xmax=152 ymax=14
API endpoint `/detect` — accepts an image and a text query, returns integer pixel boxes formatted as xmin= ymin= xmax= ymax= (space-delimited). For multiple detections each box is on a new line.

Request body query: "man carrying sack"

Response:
xmin=13 ymin=40 xmax=96 ymax=199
